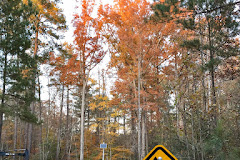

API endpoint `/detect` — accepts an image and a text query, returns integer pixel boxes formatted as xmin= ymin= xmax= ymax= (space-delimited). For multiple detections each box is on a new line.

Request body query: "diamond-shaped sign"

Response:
xmin=143 ymin=145 xmax=177 ymax=160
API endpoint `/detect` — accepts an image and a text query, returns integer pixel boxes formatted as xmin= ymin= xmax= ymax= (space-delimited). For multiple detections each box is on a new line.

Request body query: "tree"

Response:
xmin=21 ymin=0 xmax=66 ymax=156
xmin=102 ymin=0 xmax=186 ymax=158
xmin=73 ymin=0 xmax=106 ymax=159
xmin=0 ymin=0 xmax=37 ymax=146
xmin=49 ymin=43 xmax=77 ymax=159
xmin=154 ymin=0 xmax=240 ymax=128
xmin=152 ymin=0 xmax=240 ymax=159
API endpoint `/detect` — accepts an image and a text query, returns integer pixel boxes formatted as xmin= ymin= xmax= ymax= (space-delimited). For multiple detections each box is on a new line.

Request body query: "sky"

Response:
xmin=59 ymin=0 xmax=77 ymax=43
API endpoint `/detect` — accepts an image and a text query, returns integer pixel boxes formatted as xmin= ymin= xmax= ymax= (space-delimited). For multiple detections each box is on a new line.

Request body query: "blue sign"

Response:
xmin=100 ymin=143 xmax=107 ymax=149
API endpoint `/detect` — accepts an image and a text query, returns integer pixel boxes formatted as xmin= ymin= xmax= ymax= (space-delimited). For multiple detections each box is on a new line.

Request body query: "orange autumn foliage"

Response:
xmin=99 ymin=0 xmax=186 ymax=115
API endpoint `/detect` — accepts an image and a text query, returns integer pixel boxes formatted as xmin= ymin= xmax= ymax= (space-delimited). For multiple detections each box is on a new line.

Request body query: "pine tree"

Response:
xmin=181 ymin=0 xmax=240 ymax=127
xmin=0 ymin=0 xmax=37 ymax=145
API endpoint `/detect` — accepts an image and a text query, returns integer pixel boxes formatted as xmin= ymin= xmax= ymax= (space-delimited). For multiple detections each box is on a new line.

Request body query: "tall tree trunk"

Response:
xmin=68 ymin=116 xmax=73 ymax=160
xmin=146 ymin=119 xmax=149 ymax=155
xmin=141 ymin=112 xmax=146 ymax=159
xmin=64 ymin=86 xmax=70 ymax=159
xmin=27 ymin=101 xmax=35 ymax=154
xmin=0 ymin=51 xmax=7 ymax=145
xmin=131 ymin=81 xmax=138 ymax=158
xmin=24 ymin=123 xmax=28 ymax=149
xmin=191 ymin=110 xmax=196 ymax=160
xmin=38 ymin=75 xmax=43 ymax=160
xmin=183 ymin=103 xmax=191 ymax=160
xmin=56 ymin=85 xmax=64 ymax=160
xmin=44 ymin=78 xmax=51 ymax=160
xmin=14 ymin=116 xmax=18 ymax=149
xmin=20 ymin=121 xmax=24 ymax=149
xmin=174 ymin=52 xmax=183 ymax=139
xmin=199 ymin=26 xmax=206 ymax=160
xmin=80 ymin=79 xmax=87 ymax=160
xmin=137 ymin=55 xmax=142 ymax=160
xmin=199 ymin=20 xmax=207 ymax=114
xmin=123 ymin=112 xmax=126 ymax=135
xmin=130 ymin=108 xmax=137 ymax=159
xmin=14 ymin=115 xmax=18 ymax=160
xmin=200 ymin=49 xmax=207 ymax=113
xmin=207 ymin=18 xmax=217 ymax=127
xmin=34 ymin=28 xmax=39 ymax=56
xmin=27 ymin=19 xmax=39 ymax=156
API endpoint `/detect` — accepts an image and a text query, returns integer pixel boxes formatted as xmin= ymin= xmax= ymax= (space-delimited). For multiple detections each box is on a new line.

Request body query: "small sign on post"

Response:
xmin=100 ymin=143 xmax=107 ymax=160
xmin=100 ymin=143 xmax=107 ymax=149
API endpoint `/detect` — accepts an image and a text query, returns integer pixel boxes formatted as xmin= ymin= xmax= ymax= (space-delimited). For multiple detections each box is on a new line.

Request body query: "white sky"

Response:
xmin=59 ymin=0 xmax=77 ymax=43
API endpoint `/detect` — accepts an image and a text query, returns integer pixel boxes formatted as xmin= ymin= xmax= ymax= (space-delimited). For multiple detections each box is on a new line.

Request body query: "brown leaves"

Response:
xmin=217 ymin=56 xmax=240 ymax=80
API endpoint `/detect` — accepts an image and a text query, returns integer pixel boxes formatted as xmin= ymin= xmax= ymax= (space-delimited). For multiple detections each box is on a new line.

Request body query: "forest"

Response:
xmin=0 ymin=0 xmax=240 ymax=159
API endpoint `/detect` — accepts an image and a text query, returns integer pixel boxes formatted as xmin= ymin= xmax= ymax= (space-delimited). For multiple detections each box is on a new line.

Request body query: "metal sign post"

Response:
xmin=103 ymin=148 xmax=105 ymax=160
xmin=100 ymin=143 xmax=107 ymax=160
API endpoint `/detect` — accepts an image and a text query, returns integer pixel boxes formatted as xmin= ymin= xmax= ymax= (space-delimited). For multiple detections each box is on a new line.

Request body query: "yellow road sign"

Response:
xmin=143 ymin=145 xmax=178 ymax=160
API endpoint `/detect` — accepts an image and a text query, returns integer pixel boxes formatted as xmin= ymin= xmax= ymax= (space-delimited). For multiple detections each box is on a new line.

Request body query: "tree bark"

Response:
xmin=27 ymin=18 xmax=39 ymax=156
xmin=199 ymin=24 xmax=206 ymax=160
xmin=0 ymin=51 xmax=7 ymax=145
xmin=44 ymin=78 xmax=51 ymax=160
xmin=183 ymin=102 xmax=191 ymax=160
xmin=80 ymin=79 xmax=87 ymax=160
xmin=14 ymin=116 xmax=18 ymax=149
xmin=207 ymin=17 xmax=217 ymax=127
xmin=137 ymin=55 xmax=142 ymax=160
xmin=38 ymin=75 xmax=43 ymax=160
xmin=27 ymin=101 xmax=35 ymax=154
xmin=56 ymin=85 xmax=64 ymax=160
xmin=64 ymin=86 xmax=70 ymax=159
xmin=68 ymin=116 xmax=73 ymax=160
xmin=141 ymin=112 xmax=146 ymax=159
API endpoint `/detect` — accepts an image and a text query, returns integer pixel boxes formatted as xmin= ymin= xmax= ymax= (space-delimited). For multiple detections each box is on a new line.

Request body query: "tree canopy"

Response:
xmin=0 ymin=0 xmax=239 ymax=159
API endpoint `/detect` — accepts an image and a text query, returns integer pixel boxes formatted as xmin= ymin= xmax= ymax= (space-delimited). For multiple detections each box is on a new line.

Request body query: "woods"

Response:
xmin=0 ymin=0 xmax=239 ymax=159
